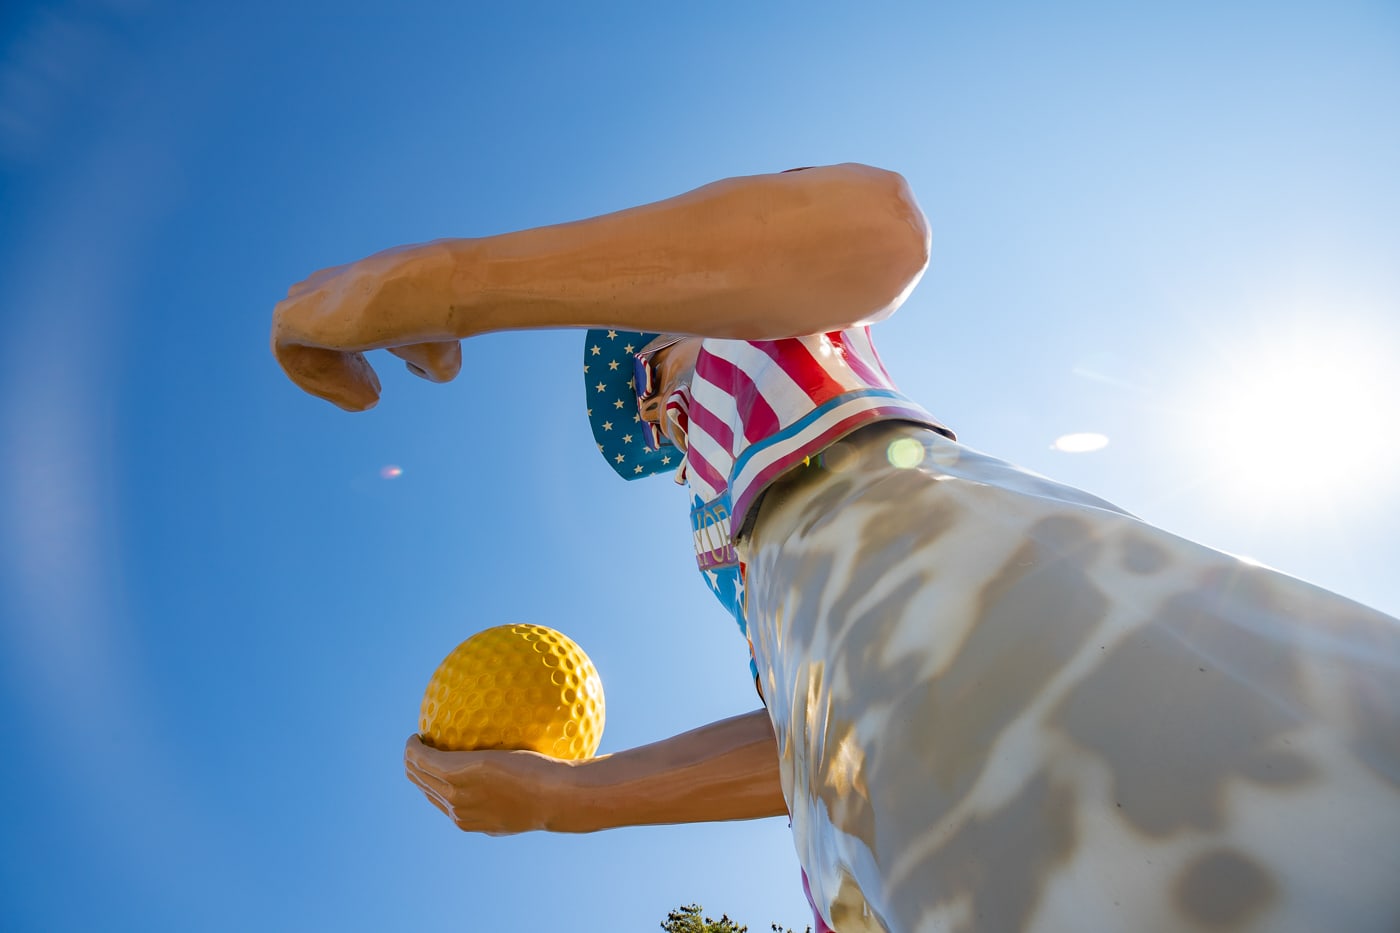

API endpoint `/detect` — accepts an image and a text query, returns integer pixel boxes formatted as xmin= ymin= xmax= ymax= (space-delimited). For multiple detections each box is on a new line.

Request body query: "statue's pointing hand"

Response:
xmin=270 ymin=245 xmax=463 ymax=411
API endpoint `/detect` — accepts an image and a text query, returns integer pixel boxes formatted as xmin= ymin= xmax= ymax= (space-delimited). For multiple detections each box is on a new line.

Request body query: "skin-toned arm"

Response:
xmin=272 ymin=163 xmax=930 ymax=410
xmin=403 ymin=709 xmax=786 ymax=835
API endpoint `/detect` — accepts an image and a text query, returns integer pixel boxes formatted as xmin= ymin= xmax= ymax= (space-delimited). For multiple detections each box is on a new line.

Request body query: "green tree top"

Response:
xmin=660 ymin=903 xmax=810 ymax=933
xmin=660 ymin=904 xmax=746 ymax=932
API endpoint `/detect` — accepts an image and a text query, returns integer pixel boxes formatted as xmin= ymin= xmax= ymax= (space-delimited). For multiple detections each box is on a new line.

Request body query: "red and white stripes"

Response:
xmin=682 ymin=328 xmax=948 ymax=532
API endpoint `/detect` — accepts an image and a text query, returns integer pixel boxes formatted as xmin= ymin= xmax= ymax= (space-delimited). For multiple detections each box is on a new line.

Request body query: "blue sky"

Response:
xmin=2 ymin=2 xmax=1397 ymax=930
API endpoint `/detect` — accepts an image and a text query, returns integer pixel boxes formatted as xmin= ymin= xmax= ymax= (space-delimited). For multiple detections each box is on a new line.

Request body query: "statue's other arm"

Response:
xmin=403 ymin=709 xmax=786 ymax=834
xmin=271 ymin=163 xmax=930 ymax=410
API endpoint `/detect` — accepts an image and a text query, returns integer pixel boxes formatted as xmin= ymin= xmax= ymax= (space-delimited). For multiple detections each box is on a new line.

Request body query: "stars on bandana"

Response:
xmin=585 ymin=328 xmax=682 ymax=481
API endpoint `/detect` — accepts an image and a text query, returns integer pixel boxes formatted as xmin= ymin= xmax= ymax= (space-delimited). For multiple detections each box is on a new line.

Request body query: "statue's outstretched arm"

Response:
xmin=403 ymin=709 xmax=786 ymax=835
xmin=271 ymin=163 xmax=929 ymax=410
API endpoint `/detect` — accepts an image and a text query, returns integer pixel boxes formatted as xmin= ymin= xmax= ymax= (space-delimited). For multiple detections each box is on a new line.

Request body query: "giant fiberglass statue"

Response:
xmin=271 ymin=164 xmax=1400 ymax=933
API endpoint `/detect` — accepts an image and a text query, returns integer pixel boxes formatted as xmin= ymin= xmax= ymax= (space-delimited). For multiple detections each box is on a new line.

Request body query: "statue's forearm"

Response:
xmin=271 ymin=163 xmax=929 ymax=410
xmin=360 ymin=163 xmax=930 ymax=346
xmin=547 ymin=708 xmax=787 ymax=833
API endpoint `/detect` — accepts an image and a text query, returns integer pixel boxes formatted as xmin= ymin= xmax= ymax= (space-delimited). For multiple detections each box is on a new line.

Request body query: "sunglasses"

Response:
xmin=633 ymin=334 xmax=687 ymax=450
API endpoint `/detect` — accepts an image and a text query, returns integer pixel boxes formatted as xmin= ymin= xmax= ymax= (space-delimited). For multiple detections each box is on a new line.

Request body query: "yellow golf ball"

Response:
xmin=419 ymin=623 xmax=605 ymax=759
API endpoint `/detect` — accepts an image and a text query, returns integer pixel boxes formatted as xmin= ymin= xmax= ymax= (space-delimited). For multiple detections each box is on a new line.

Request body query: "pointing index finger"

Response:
xmin=272 ymin=342 xmax=382 ymax=411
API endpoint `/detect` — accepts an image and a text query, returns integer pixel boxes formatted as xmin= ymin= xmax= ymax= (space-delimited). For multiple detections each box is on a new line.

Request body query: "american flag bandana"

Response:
xmin=584 ymin=329 xmax=683 ymax=480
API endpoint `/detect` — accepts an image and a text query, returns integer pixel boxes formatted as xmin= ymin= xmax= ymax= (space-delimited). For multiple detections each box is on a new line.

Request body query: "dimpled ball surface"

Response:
xmin=419 ymin=623 xmax=605 ymax=759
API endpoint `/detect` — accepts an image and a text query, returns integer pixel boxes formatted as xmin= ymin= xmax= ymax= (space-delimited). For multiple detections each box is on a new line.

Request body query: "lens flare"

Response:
xmin=887 ymin=437 xmax=926 ymax=469
xmin=380 ymin=465 xmax=403 ymax=479
xmin=1052 ymin=433 xmax=1110 ymax=453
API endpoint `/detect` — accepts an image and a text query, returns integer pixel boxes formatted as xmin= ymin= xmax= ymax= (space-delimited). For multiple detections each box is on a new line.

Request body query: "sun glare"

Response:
xmin=1185 ymin=323 xmax=1400 ymax=510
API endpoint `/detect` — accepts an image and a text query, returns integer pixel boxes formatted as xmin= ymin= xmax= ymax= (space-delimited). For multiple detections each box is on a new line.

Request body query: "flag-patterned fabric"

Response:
xmin=685 ymin=329 xmax=953 ymax=561
xmin=583 ymin=329 xmax=682 ymax=480
xmin=583 ymin=326 xmax=954 ymax=682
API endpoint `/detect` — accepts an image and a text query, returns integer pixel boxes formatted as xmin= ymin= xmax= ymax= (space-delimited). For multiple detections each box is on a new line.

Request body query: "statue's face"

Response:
xmin=636 ymin=336 xmax=702 ymax=448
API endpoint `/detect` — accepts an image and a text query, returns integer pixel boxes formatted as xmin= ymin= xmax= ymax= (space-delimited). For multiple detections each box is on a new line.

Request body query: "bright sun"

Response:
xmin=1183 ymin=322 xmax=1400 ymax=510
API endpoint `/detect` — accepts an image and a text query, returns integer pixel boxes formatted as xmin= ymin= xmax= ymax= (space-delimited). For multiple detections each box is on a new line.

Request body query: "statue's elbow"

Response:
xmin=854 ymin=166 xmax=930 ymax=320
xmin=882 ymin=168 xmax=931 ymax=272
xmin=776 ymin=162 xmax=932 ymax=328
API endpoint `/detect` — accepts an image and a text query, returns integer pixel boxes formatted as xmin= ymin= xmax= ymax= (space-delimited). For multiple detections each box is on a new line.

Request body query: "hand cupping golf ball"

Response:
xmin=419 ymin=624 xmax=605 ymax=759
